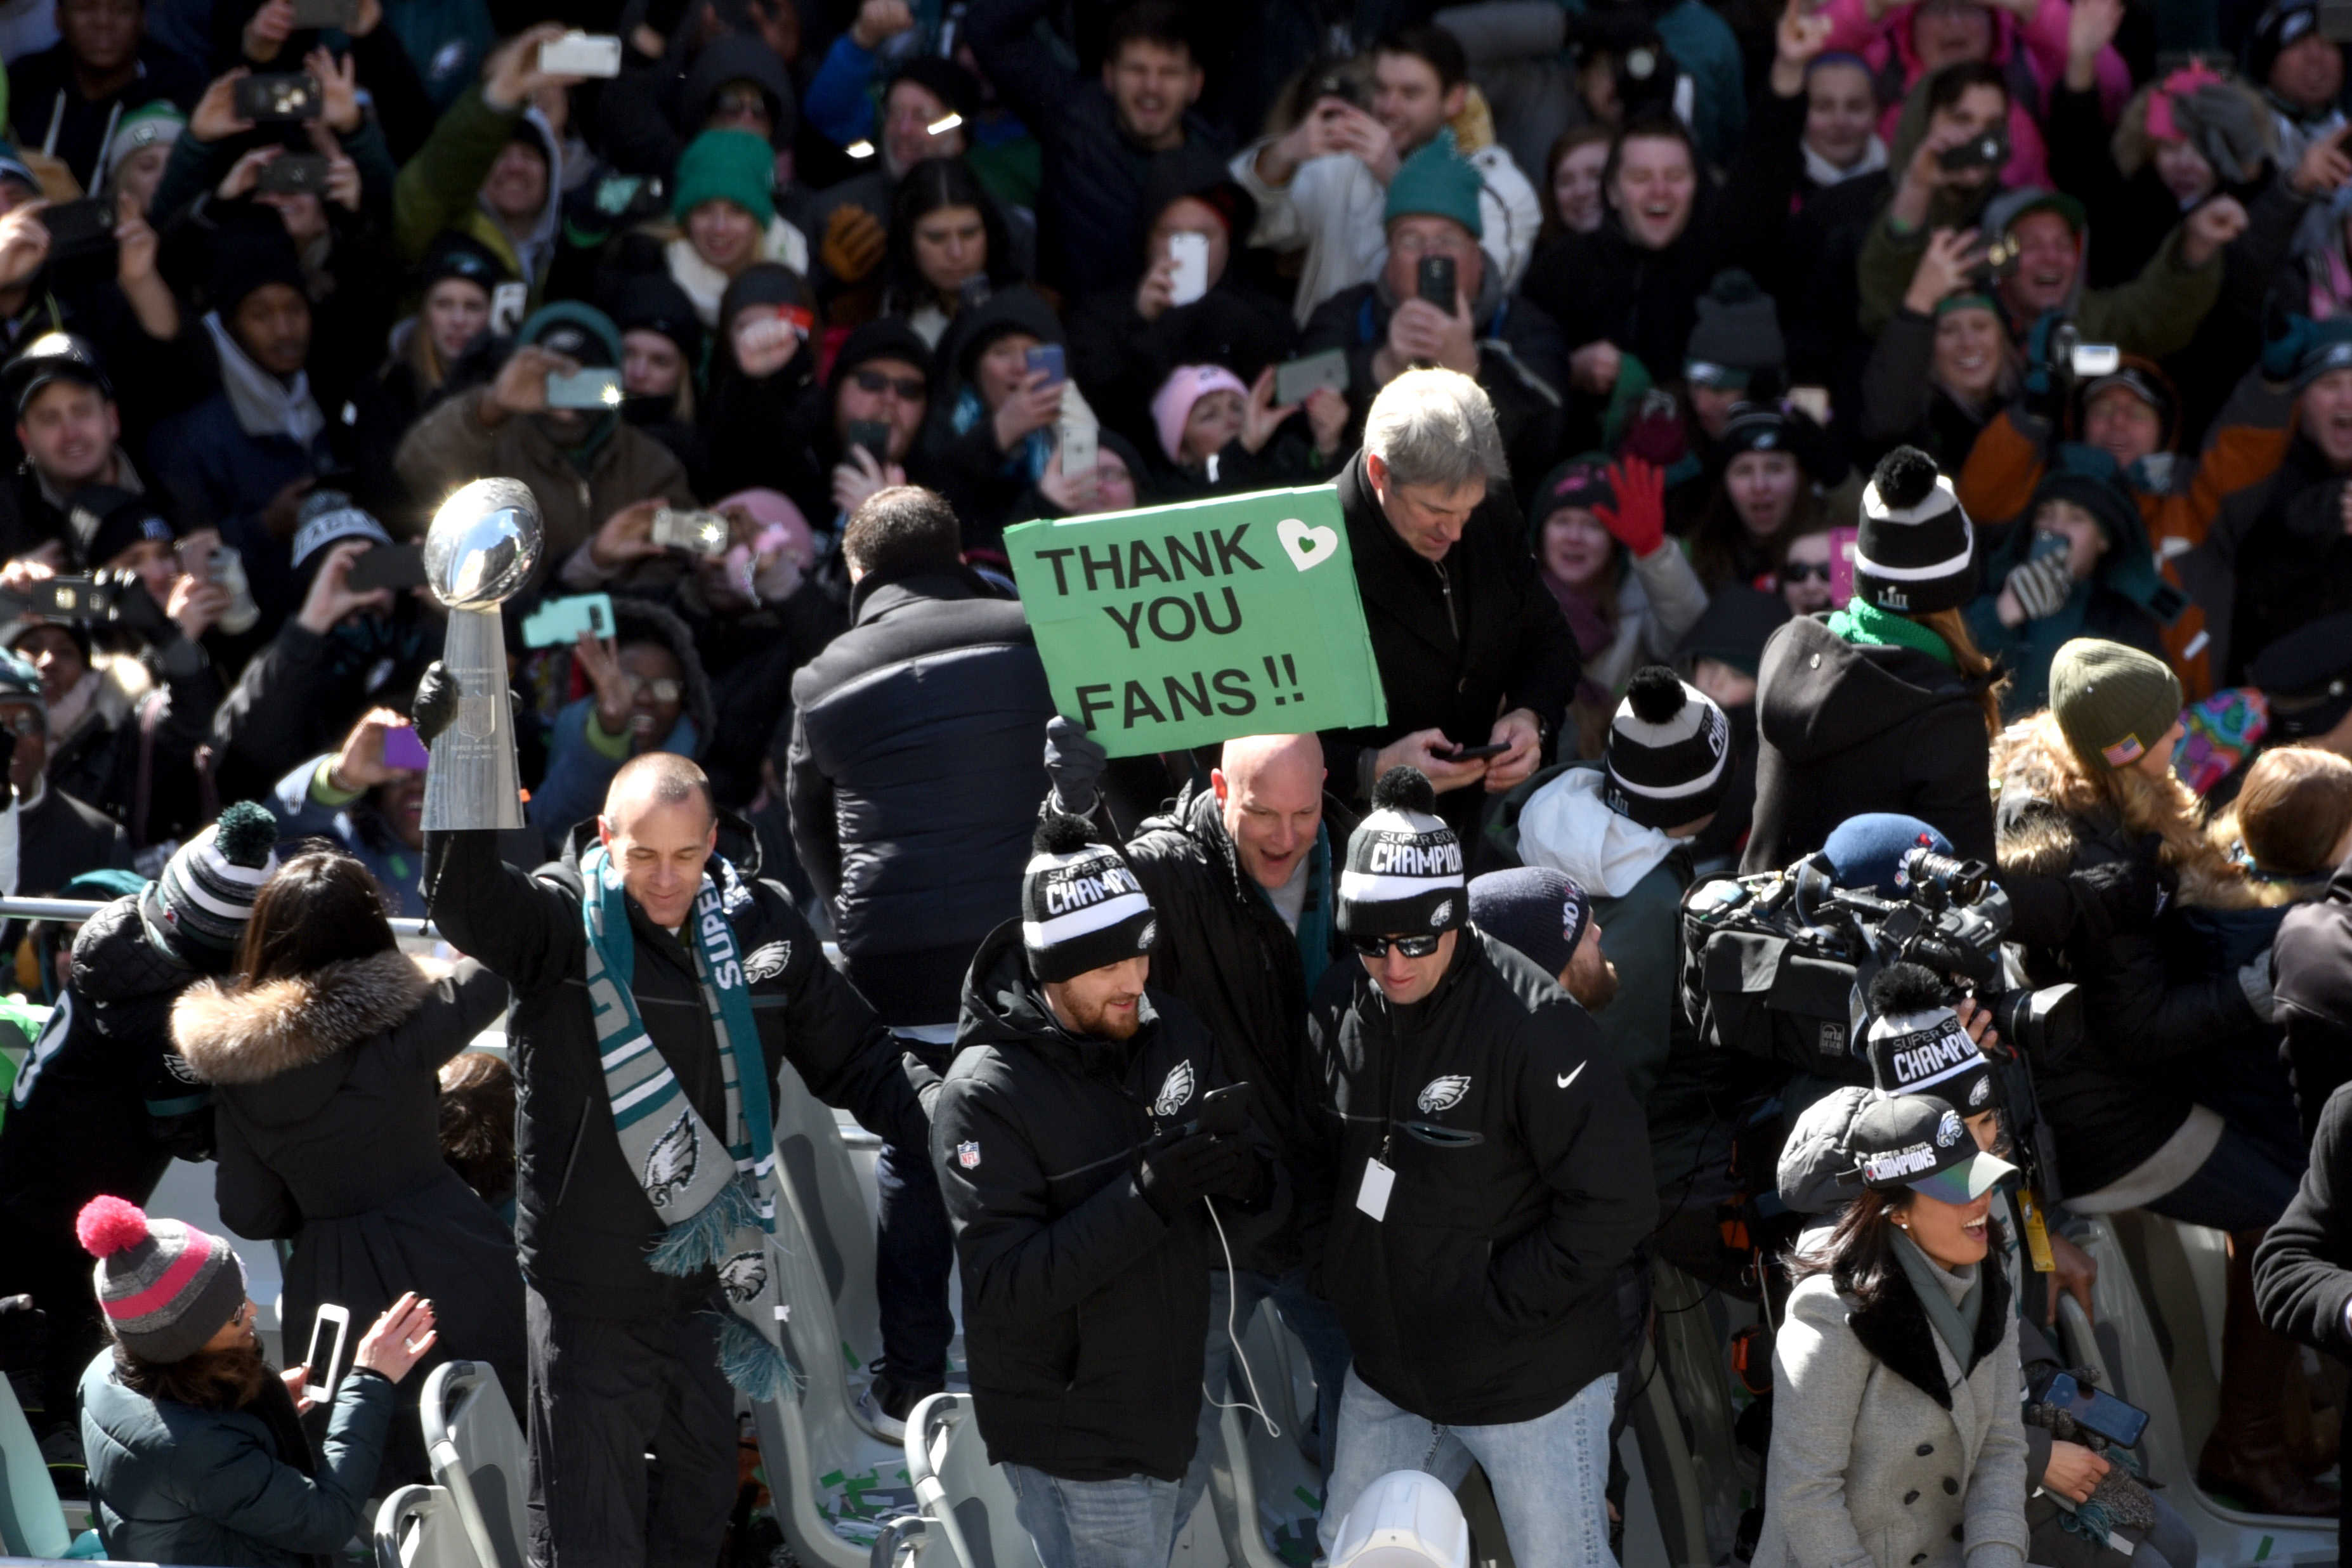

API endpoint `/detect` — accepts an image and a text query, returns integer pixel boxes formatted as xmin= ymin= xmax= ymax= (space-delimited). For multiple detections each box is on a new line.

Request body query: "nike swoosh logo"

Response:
xmin=1557 ymin=1065 xmax=1584 ymax=1090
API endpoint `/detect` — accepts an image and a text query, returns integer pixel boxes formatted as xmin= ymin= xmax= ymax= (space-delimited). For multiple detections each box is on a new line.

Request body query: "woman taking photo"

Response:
xmin=173 ymin=850 xmax=523 ymax=1491
xmin=1756 ymin=1093 xmax=2028 ymax=1568
xmin=1857 ymin=230 xmax=2018 ymax=470
xmin=77 ymin=1194 xmax=438 ymax=1568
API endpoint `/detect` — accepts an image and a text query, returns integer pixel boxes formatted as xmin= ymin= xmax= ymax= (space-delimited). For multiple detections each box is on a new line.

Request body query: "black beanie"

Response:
xmin=1685 ymin=270 xmax=1785 ymax=386
xmin=67 ymin=485 xmax=174 ymax=569
xmin=207 ymin=207 xmax=307 ymax=318
xmin=1604 ymin=667 xmax=1734 ymax=830
xmin=609 ymin=273 xmax=705 ymax=370
xmin=1855 ymin=446 xmax=1975 ymax=617
xmin=1022 ymin=814 xmax=1158 ymax=983
xmin=1337 ymin=769 xmax=1467 ymax=936
xmin=829 ymin=317 xmax=935 ymax=393
xmin=1864 ymin=963 xmax=1995 ymax=1113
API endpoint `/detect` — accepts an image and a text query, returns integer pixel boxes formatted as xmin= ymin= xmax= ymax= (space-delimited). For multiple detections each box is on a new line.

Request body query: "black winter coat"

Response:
xmin=2230 ymin=455 xmax=2352 ymax=681
xmin=2254 ymin=1079 xmax=2352 ymax=1537
xmin=17 ymin=781 xmax=133 ymax=894
xmin=1324 ymin=451 xmax=1577 ymax=837
xmin=174 ymin=950 xmax=525 ymax=1493
xmin=211 ymin=612 xmax=442 ymax=807
xmin=422 ymin=822 xmax=933 ymax=1319
xmin=1743 ymin=615 xmax=1996 ymax=873
xmin=934 ymin=921 xmax=1272 ymax=1482
xmin=1303 ymin=928 xmax=1654 ymax=1427
xmin=786 ymin=566 xmax=1054 ymax=1027
xmin=2275 ymin=861 xmax=2352 ymax=1140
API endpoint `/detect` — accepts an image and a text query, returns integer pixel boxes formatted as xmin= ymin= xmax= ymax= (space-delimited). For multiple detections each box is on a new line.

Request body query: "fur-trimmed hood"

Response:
xmin=173 ymin=950 xmax=431 ymax=1085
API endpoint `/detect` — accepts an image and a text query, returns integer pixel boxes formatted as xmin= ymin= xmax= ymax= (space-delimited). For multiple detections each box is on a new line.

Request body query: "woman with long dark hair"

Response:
xmin=880 ymin=157 xmax=1024 ymax=348
xmin=173 ymin=849 xmax=522 ymax=1491
xmin=1756 ymin=1094 xmax=2028 ymax=1568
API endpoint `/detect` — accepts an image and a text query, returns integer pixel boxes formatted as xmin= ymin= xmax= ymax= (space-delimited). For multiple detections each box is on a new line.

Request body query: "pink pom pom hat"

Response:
xmin=76 ymin=1195 xmax=248 ymax=1365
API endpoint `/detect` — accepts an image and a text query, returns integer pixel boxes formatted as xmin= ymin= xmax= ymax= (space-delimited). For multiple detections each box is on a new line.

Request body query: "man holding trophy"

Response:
xmin=410 ymin=480 xmax=938 ymax=1568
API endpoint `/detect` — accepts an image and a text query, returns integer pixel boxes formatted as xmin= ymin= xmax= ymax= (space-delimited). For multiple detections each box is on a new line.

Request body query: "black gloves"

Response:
xmin=1137 ymin=1132 xmax=1257 ymax=1220
xmin=412 ymin=660 xmax=459 ymax=745
xmin=1043 ymin=715 xmax=1108 ymax=816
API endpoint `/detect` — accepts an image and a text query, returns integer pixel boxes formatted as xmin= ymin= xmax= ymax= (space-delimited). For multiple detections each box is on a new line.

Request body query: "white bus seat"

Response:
xmin=772 ymin=1058 xmax=889 ymax=1423
xmin=420 ymin=1362 xmax=526 ymax=1568
xmin=1200 ymin=1295 xmax=1321 ymax=1568
xmin=898 ymin=1393 xmax=1037 ymax=1568
xmin=374 ymin=1483 xmax=480 ymax=1568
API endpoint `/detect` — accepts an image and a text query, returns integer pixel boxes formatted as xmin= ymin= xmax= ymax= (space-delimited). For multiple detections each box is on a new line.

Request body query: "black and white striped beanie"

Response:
xmin=1853 ymin=446 xmax=1976 ymax=617
xmin=1022 ymin=813 xmax=1158 ymax=984
xmin=145 ymin=800 xmax=280 ymax=958
xmin=1604 ymin=667 xmax=1734 ymax=831
xmin=1864 ymin=963 xmax=1994 ymax=1113
xmin=1337 ymin=768 xmax=1467 ymax=936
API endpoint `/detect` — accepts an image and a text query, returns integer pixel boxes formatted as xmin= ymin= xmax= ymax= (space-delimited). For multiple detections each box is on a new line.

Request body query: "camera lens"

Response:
xmin=1989 ymin=983 xmax=2081 ymax=1065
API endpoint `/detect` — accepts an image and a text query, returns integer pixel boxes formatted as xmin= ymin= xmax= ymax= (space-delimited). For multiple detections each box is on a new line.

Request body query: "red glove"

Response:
xmin=1595 ymin=455 xmax=1668 ymax=557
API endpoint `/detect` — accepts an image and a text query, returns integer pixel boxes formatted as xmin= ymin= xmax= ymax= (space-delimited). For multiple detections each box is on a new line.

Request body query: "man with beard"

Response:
xmin=932 ymin=813 xmax=1276 ymax=1568
xmin=1470 ymin=868 xmax=1621 ymax=1016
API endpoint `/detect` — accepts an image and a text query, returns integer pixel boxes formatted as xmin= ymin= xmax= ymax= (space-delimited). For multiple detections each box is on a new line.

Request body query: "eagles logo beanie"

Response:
xmin=1854 ymin=446 xmax=1975 ymax=617
xmin=1338 ymin=768 xmax=1467 ymax=936
xmin=1604 ymin=666 xmax=1733 ymax=830
xmin=1022 ymin=813 xmax=1157 ymax=984
xmin=1864 ymin=964 xmax=1994 ymax=1113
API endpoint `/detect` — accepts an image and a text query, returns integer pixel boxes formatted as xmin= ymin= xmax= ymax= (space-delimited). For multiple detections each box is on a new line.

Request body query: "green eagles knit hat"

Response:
xmin=671 ymin=128 xmax=776 ymax=228
xmin=2049 ymin=637 xmax=2184 ymax=772
xmin=1384 ymin=131 xmax=1483 ymax=240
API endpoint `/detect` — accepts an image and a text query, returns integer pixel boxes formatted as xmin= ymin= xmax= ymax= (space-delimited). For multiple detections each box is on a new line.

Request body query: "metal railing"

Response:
xmin=0 ymin=896 xmax=440 ymax=943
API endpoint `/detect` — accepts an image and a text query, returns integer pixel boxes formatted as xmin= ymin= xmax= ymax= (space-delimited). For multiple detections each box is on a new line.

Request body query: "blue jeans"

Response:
xmin=1174 ymin=1267 xmax=1355 ymax=1538
xmin=1318 ymin=1368 xmax=1619 ymax=1568
xmin=1004 ymin=1465 xmax=1182 ymax=1568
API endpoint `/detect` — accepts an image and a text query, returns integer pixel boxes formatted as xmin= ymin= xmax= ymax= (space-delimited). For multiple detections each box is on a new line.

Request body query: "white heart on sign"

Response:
xmin=1277 ymin=518 xmax=1337 ymax=573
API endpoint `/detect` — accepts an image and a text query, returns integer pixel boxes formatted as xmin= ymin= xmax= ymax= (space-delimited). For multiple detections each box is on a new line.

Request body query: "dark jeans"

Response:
xmin=2143 ymin=1122 xmax=2301 ymax=1232
xmin=875 ymin=1136 xmax=954 ymax=1399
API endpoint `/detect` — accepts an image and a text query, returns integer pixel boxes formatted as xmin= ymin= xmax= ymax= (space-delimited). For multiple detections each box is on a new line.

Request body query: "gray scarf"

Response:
xmin=1893 ymin=1227 xmax=1982 ymax=1368
xmin=202 ymin=311 xmax=324 ymax=447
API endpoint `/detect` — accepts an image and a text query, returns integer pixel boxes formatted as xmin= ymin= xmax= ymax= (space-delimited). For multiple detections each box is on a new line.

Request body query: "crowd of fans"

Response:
xmin=5 ymin=0 xmax=2352 ymax=1562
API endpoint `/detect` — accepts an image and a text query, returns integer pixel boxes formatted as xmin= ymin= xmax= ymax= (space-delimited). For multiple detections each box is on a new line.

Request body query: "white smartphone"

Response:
xmin=538 ymin=32 xmax=623 ymax=77
xmin=489 ymin=281 xmax=528 ymax=337
xmin=1059 ymin=418 xmax=1098 ymax=474
xmin=303 ymin=1303 xmax=351 ymax=1404
xmin=1168 ymin=232 xmax=1210 ymax=306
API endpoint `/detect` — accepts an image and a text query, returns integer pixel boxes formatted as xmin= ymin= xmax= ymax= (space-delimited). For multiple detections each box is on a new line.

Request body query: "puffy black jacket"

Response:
xmin=423 ymin=821 xmax=933 ymax=1318
xmin=2256 ymin=1079 xmax=2352 ymax=1370
xmin=1743 ymin=614 xmax=1996 ymax=873
xmin=934 ymin=921 xmax=1271 ymax=1482
xmin=1303 ymin=927 xmax=1654 ymax=1427
xmin=1323 ymin=451 xmax=1578 ymax=838
xmin=786 ymin=566 xmax=1054 ymax=1026
xmin=2270 ymin=862 xmax=2352 ymax=1140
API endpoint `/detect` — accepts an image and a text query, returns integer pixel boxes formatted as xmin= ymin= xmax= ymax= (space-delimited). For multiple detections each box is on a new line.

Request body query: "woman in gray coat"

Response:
xmin=1756 ymin=1093 xmax=2032 ymax=1568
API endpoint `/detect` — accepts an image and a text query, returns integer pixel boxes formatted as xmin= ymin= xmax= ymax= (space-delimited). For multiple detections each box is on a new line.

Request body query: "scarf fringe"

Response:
xmin=646 ymin=1175 xmax=764 ymax=1276
xmin=716 ymin=1312 xmax=805 ymax=1403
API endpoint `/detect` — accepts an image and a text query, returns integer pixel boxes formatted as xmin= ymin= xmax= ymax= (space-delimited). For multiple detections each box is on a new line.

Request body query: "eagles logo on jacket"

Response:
xmin=1303 ymin=926 xmax=1654 ymax=1427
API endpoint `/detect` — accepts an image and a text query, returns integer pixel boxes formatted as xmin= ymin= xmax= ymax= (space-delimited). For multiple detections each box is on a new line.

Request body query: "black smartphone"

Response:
xmin=845 ymin=419 xmax=891 ymax=462
xmin=234 ymin=72 xmax=323 ymax=122
xmin=1417 ymin=254 xmax=1456 ymax=314
xmin=1937 ymin=132 xmax=2007 ymax=172
xmin=41 ymin=198 xmax=116 ymax=264
xmin=289 ymin=0 xmax=358 ymax=25
xmin=2042 ymin=1372 xmax=2150 ymax=1449
xmin=1192 ymin=1082 xmax=1255 ymax=1137
xmin=344 ymin=544 xmax=427 ymax=592
xmin=1446 ymin=740 xmax=1512 ymax=761
xmin=258 ymin=154 xmax=330 ymax=195
xmin=16 ymin=575 xmax=114 ymax=617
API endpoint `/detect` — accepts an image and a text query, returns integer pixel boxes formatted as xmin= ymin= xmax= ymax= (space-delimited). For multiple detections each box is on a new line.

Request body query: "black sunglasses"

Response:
xmin=852 ymin=368 xmax=927 ymax=401
xmin=1779 ymin=560 xmax=1833 ymax=583
xmin=1349 ymin=933 xmax=1442 ymax=959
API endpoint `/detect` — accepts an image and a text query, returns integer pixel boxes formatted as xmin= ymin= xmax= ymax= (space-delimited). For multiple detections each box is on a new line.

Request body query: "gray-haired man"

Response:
xmin=1324 ymin=367 xmax=1577 ymax=837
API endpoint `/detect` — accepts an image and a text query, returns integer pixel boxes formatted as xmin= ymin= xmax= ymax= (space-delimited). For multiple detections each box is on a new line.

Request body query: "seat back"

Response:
xmin=0 ymin=1368 xmax=70 ymax=1558
xmin=374 ymin=1483 xmax=481 ymax=1568
xmin=770 ymin=1057 xmax=885 ymax=1383
xmin=420 ymin=1362 xmax=528 ymax=1568
xmin=905 ymin=1394 xmax=1037 ymax=1568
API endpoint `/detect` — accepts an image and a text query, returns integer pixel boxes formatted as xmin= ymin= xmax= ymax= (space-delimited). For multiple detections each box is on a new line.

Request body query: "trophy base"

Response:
xmin=421 ymin=604 xmax=527 ymax=833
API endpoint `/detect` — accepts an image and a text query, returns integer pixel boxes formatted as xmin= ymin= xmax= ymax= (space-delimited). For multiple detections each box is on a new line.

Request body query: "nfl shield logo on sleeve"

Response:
xmin=957 ymin=1140 xmax=982 ymax=1170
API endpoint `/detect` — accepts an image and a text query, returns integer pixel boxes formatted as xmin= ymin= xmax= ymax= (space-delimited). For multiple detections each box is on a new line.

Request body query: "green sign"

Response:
xmin=1005 ymin=486 xmax=1387 ymax=757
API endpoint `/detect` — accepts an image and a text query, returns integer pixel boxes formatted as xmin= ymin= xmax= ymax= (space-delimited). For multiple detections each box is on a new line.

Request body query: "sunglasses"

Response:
xmin=852 ymin=368 xmax=927 ymax=401
xmin=1349 ymin=933 xmax=1443 ymax=959
xmin=623 ymin=675 xmax=682 ymax=705
xmin=1780 ymin=561 xmax=1833 ymax=583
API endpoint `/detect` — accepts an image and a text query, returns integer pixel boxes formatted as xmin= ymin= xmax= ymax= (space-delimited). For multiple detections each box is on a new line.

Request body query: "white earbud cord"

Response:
xmin=1201 ymin=1196 xmax=1281 ymax=1438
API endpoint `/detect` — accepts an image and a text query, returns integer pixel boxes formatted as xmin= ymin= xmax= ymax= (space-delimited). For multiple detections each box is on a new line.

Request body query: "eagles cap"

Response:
xmin=1849 ymin=1094 xmax=2016 ymax=1205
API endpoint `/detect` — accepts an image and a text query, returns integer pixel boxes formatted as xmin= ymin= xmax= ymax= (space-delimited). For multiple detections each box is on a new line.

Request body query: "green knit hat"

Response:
xmin=671 ymin=129 xmax=776 ymax=228
xmin=1384 ymin=131 xmax=1483 ymax=239
xmin=2049 ymin=638 xmax=2183 ymax=772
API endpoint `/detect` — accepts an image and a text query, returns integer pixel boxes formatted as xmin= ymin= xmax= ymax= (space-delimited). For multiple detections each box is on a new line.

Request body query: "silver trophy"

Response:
xmin=421 ymin=477 xmax=542 ymax=831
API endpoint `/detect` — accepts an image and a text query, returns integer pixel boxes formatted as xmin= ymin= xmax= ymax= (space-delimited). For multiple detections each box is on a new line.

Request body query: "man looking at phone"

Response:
xmin=1235 ymin=25 xmax=1540 ymax=323
xmin=1321 ymin=368 xmax=1576 ymax=839
xmin=1305 ymin=767 xmax=1652 ymax=1568
xmin=934 ymin=811 xmax=1276 ymax=1568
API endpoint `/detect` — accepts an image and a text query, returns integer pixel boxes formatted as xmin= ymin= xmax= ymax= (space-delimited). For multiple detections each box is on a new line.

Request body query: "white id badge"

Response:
xmin=1356 ymin=1157 xmax=1395 ymax=1222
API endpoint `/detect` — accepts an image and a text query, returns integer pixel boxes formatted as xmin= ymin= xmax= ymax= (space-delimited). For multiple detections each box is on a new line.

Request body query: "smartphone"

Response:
xmin=545 ymin=367 xmax=622 ymax=410
xmin=2042 ymin=1372 xmax=2150 ymax=1449
xmin=301 ymin=1303 xmax=351 ymax=1404
xmin=489 ymin=280 xmax=528 ymax=337
xmin=537 ymin=31 xmax=624 ymax=77
xmin=1192 ymin=1081 xmax=1255 ymax=1136
xmin=1274 ymin=348 xmax=1349 ymax=407
xmin=1025 ymin=343 xmax=1066 ymax=388
xmin=13 ymin=575 xmax=114 ymax=617
xmin=288 ymin=0 xmax=358 ymax=27
xmin=1937 ymin=131 xmax=2006 ymax=171
xmin=233 ymin=72 xmax=323 ymax=122
xmin=1167 ymin=231 xmax=1210 ymax=307
xmin=1057 ymin=418 xmax=1097 ymax=474
xmin=1446 ymin=740 xmax=1512 ymax=761
xmin=1417 ymin=254 xmax=1456 ymax=314
xmin=1828 ymin=524 xmax=1859 ymax=608
xmin=650 ymin=507 xmax=729 ymax=556
xmin=2027 ymin=530 xmax=2072 ymax=566
xmin=258 ymin=154 xmax=330 ymax=195
xmin=957 ymin=273 xmax=992 ymax=311
xmin=39 ymin=197 xmax=117 ymax=263
xmin=2070 ymin=343 xmax=2121 ymax=378
xmin=519 ymin=592 xmax=615 ymax=649
xmin=1311 ymin=68 xmax=1366 ymax=110
xmin=382 ymin=724 xmax=429 ymax=771
xmin=345 ymin=543 xmax=428 ymax=592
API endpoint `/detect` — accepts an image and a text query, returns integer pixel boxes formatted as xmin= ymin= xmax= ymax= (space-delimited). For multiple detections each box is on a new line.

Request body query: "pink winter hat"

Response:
xmin=1151 ymin=364 xmax=1250 ymax=464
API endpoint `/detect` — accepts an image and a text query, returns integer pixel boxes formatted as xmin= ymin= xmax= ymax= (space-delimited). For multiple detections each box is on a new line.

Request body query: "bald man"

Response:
xmin=1042 ymin=721 xmax=1355 ymax=1494
xmin=415 ymin=698 xmax=935 ymax=1568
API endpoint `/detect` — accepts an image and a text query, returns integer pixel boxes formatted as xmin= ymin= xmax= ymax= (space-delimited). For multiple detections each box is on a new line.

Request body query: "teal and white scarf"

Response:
xmin=582 ymin=844 xmax=800 ymax=1401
